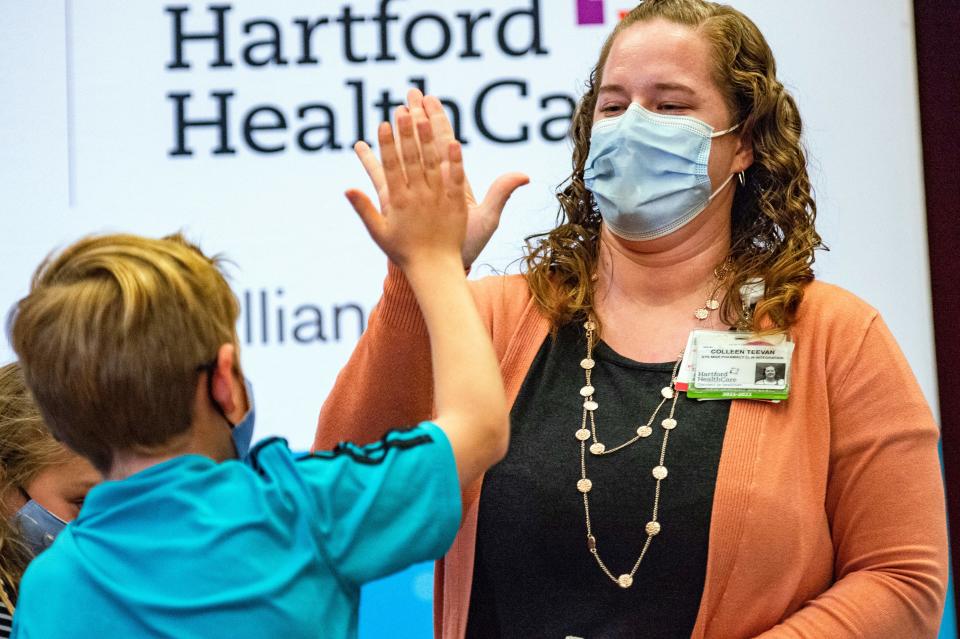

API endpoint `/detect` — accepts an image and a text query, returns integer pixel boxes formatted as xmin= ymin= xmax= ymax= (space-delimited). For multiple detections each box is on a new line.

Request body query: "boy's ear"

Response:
xmin=211 ymin=343 xmax=246 ymax=423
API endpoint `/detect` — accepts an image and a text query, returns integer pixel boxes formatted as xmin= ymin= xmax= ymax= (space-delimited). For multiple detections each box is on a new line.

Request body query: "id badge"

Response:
xmin=678 ymin=330 xmax=794 ymax=401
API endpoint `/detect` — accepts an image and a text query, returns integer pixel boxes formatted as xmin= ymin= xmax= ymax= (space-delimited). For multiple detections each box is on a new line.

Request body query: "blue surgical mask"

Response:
xmin=230 ymin=378 xmax=255 ymax=460
xmin=199 ymin=358 xmax=256 ymax=460
xmin=584 ymin=103 xmax=741 ymax=241
xmin=13 ymin=499 xmax=67 ymax=555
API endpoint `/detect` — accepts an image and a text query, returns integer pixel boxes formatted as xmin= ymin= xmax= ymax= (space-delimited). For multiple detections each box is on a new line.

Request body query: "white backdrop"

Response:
xmin=0 ymin=0 xmax=937 ymax=451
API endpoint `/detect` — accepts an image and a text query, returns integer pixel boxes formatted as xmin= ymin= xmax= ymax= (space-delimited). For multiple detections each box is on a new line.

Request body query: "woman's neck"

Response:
xmin=595 ymin=209 xmax=731 ymax=302
xmin=592 ymin=212 xmax=732 ymax=362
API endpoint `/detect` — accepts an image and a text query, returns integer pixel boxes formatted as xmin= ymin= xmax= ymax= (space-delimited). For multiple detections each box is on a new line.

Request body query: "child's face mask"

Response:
xmin=199 ymin=360 xmax=256 ymax=460
xmin=14 ymin=497 xmax=68 ymax=554
xmin=229 ymin=379 xmax=256 ymax=460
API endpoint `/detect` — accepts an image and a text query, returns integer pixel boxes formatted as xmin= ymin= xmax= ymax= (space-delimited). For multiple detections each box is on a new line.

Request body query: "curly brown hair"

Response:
xmin=524 ymin=0 xmax=823 ymax=332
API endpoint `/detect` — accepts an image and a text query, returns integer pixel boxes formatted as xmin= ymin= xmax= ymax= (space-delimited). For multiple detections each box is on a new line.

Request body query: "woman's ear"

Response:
xmin=732 ymin=128 xmax=754 ymax=174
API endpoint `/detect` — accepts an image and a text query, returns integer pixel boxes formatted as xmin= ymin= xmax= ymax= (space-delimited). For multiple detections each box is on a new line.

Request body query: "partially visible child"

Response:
xmin=8 ymin=112 xmax=508 ymax=638
xmin=0 ymin=362 xmax=99 ymax=637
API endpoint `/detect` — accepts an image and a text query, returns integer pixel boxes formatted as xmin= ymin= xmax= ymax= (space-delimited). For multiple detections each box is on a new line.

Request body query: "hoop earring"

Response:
xmin=737 ymin=171 xmax=746 ymax=186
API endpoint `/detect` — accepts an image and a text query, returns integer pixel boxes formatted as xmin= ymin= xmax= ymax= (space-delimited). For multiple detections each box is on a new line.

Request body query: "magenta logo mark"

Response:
xmin=576 ymin=0 xmax=605 ymax=25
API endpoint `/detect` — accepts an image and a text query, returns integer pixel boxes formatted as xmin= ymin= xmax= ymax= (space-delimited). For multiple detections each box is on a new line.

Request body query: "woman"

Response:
xmin=0 ymin=362 xmax=100 ymax=636
xmin=755 ymin=365 xmax=784 ymax=386
xmin=315 ymin=1 xmax=948 ymax=637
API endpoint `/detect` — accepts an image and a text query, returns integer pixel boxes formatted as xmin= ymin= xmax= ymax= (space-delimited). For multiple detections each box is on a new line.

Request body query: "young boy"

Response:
xmin=8 ymin=114 xmax=508 ymax=638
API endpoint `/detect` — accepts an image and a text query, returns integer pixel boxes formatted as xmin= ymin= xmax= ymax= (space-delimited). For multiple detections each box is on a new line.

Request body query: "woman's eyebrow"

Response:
xmin=598 ymin=82 xmax=698 ymax=96
xmin=597 ymin=83 xmax=629 ymax=96
xmin=654 ymin=82 xmax=697 ymax=95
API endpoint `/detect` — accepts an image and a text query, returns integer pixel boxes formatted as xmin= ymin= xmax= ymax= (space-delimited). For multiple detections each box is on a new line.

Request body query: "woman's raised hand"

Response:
xmin=352 ymin=89 xmax=529 ymax=268
xmin=346 ymin=111 xmax=467 ymax=269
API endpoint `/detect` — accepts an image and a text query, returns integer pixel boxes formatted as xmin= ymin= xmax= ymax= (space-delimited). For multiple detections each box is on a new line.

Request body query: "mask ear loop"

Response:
xmin=709 ymin=121 xmax=746 ymax=193
xmin=710 ymin=121 xmax=742 ymax=138
xmin=707 ymin=172 xmax=737 ymax=202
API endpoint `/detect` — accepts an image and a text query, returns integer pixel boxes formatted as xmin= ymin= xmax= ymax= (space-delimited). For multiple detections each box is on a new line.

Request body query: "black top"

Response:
xmin=466 ymin=321 xmax=731 ymax=639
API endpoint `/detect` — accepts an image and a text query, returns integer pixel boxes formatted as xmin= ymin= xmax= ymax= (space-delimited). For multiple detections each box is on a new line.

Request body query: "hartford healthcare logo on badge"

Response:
xmin=164 ymin=1 xmax=579 ymax=159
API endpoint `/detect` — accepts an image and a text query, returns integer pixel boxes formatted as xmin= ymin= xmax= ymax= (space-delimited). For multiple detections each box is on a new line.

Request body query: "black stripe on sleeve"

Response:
xmin=245 ymin=427 xmax=437 ymax=475
xmin=299 ymin=427 xmax=435 ymax=466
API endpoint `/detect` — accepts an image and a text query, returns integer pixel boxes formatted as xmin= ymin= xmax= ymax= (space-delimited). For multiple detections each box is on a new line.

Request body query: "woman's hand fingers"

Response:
xmin=459 ymin=172 xmax=530 ymax=267
xmin=407 ymin=88 xmax=425 ymax=114
xmin=423 ymin=95 xmax=454 ymax=146
xmin=424 ymin=94 xmax=478 ymax=204
xmin=479 ymin=172 xmax=531 ymax=218
xmin=407 ymin=89 xmax=428 ymax=143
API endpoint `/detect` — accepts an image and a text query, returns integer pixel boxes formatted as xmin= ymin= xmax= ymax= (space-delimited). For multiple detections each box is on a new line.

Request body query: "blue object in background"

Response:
xmin=362 ymin=565 xmax=959 ymax=637
xmin=360 ymin=562 xmax=435 ymax=639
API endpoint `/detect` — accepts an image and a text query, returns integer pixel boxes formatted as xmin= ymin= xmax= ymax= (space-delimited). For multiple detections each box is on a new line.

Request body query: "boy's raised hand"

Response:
xmin=346 ymin=110 xmax=466 ymax=269
xmin=351 ymin=89 xmax=528 ymax=268
xmin=346 ymin=108 xmax=509 ymax=491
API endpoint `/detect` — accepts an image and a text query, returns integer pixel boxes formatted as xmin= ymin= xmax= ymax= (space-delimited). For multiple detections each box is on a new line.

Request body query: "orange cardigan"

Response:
xmin=314 ymin=263 xmax=948 ymax=638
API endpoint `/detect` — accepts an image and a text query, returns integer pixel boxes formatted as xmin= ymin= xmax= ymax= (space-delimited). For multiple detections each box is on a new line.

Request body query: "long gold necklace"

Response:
xmin=576 ymin=276 xmax=724 ymax=589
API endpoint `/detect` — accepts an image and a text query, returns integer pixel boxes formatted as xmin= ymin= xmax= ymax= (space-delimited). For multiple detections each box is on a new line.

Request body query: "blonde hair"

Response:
xmin=8 ymin=233 xmax=239 ymax=474
xmin=0 ymin=362 xmax=69 ymax=614
xmin=524 ymin=0 xmax=823 ymax=331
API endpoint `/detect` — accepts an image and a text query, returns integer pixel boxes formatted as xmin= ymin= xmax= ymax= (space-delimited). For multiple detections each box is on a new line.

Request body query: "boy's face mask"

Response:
xmin=13 ymin=497 xmax=68 ymax=554
xmin=228 ymin=379 xmax=256 ymax=460
xmin=199 ymin=360 xmax=256 ymax=460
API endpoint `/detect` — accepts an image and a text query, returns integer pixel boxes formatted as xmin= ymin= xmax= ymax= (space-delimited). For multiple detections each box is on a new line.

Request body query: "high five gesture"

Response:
xmin=345 ymin=109 xmax=509 ymax=489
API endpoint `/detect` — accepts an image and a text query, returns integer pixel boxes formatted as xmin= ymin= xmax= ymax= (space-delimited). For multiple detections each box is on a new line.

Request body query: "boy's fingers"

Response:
xmin=345 ymin=190 xmax=384 ymax=242
xmin=377 ymin=122 xmax=406 ymax=204
xmin=397 ymin=112 xmax=424 ymax=186
xmin=417 ymin=119 xmax=441 ymax=186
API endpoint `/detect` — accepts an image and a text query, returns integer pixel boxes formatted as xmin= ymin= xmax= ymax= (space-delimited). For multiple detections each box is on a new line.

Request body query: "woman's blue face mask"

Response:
xmin=584 ymin=102 xmax=741 ymax=241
